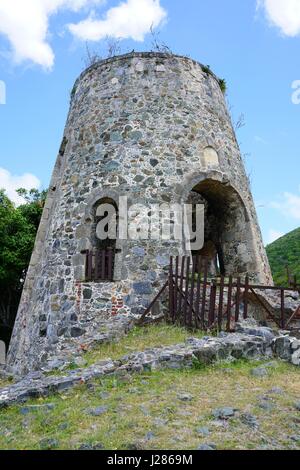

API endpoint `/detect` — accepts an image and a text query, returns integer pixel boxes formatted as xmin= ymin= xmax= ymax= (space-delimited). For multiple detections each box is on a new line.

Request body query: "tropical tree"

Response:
xmin=0 ymin=188 xmax=46 ymax=342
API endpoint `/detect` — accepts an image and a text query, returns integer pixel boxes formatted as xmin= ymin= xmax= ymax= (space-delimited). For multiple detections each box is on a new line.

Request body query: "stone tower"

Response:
xmin=7 ymin=52 xmax=272 ymax=374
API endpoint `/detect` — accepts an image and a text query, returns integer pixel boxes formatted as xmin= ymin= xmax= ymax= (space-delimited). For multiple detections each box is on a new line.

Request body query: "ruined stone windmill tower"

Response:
xmin=7 ymin=53 xmax=272 ymax=374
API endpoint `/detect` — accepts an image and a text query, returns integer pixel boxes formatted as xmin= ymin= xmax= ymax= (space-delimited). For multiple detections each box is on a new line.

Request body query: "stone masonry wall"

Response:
xmin=7 ymin=53 xmax=272 ymax=375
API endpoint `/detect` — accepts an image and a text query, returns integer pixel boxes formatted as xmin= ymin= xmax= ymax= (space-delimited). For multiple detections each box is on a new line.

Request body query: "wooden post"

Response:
xmin=226 ymin=275 xmax=233 ymax=332
xmin=200 ymin=258 xmax=208 ymax=329
xmin=218 ymin=276 xmax=225 ymax=331
xmin=235 ymin=277 xmax=241 ymax=323
xmin=183 ymin=257 xmax=191 ymax=325
xmin=244 ymin=275 xmax=249 ymax=319
xmin=174 ymin=256 xmax=179 ymax=321
xmin=169 ymin=256 xmax=174 ymax=321
xmin=178 ymin=256 xmax=185 ymax=319
xmin=195 ymin=256 xmax=202 ymax=329
xmin=188 ymin=257 xmax=196 ymax=327
xmin=208 ymin=281 xmax=217 ymax=328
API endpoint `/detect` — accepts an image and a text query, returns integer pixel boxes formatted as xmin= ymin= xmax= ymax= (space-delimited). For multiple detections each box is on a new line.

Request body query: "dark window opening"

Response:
xmin=86 ymin=197 xmax=119 ymax=281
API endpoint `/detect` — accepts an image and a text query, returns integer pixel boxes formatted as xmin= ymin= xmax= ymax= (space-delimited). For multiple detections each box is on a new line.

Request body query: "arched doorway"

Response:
xmin=187 ymin=179 xmax=255 ymax=278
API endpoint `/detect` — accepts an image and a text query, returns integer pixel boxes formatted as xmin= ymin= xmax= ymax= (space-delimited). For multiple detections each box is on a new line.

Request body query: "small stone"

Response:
xmin=291 ymin=349 xmax=300 ymax=366
xmin=250 ymin=367 xmax=269 ymax=377
xmin=20 ymin=404 xmax=55 ymax=415
xmin=196 ymin=427 xmax=210 ymax=437
xmin=87 ymin=406 xmax=108 ymax=416
xmin=78 ymin=443 xmax=104 ymax=450
xmin=83 ymin=289 xmax=92 ymax=300
xmin=210 ymin=420 xmax=226 ymax=428
xmin=140 ymin=405 xmax=151 ymax=416
xmin=294 ymin=401 xmax=300 ymax=411
xmin=58 ymin=422 xmax=69 ymax=431
xmin=258 ymin=400 xmax=274 ymax=411
xmin=197 ymin=443 xmax=216 ymax=451
xmin=39 ymin=438 xmax=59 ymax=450
xmin=212 ymin=407 xmax=236 ymax=419
xmin=70 ymin=327 xmax=85 ymax=338
xmin=222 ymin=368 xmax=234 ymax=375
xmin=125 ymin=441 xmax=144 ymax=450
xmin=268 ymin=387 xmax=283 ymax=395
xmin=177 ymin=393 xmax=194 ymax=402
xmin=118 ymin=374 xmax=132 ymax=383
xmin=145 ymin=432 xmax=155 ymax=441
xmin=150 ymin=159 xmax=159 ymax=167
xmin=153 ymin=418 xmax=167 ymax=427
xmin=240 ymin=413 xmax=259 ymax=428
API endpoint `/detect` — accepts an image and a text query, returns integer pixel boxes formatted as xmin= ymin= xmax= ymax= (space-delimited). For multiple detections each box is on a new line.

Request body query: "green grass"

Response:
xmin=77 ymin=323 xmax=206 ymax=369
xmin=0 ymin=359 xmax=299 ymax=450
xmin=266 ymin=227 xmax=300 ymax=286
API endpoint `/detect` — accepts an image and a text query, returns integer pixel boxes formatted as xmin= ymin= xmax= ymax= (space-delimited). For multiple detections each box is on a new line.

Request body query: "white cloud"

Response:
xmin=68 ymin=0 xmax=167 ymax=42
xmin=0 ymin=168 xmax=41 ymax=206
xmin=257 ymin=0 xmax=300 ymax=36
xmin=0 ymin=0 xmax=167 ymax=69
xmin=0 ymin=1 xmax=104 ymax=69
xmin=267 ymin=229 xmax=284 ymax=244
xmin=270 ymin=190 xmax=300 ymax=220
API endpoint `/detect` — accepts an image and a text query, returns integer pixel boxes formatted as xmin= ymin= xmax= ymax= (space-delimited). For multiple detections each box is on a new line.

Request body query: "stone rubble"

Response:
xmin=0 ymin=319 xmax=299 ymax=409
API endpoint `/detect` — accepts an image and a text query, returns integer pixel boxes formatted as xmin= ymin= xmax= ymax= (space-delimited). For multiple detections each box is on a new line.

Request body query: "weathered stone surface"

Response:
xmin=212 ymin=407 xmax=237 ymax=420
xmin=197 ymin=444 xmax=216 ymax=450
xmin=78 ymin=443 xmax=104 ymax=450
xmin=272 ymin=336 xmax=293 ymax=360
xmin=196 ymin=427 xmax=210 ymax=437
xmin=7 ymin=52 xmax=272 ymax=376
xmin=20 ymin=403 xmax=55 ymax=414
xmin=0 ymin=341 xmax=5 ymax=365
xmin=177 ymin=392 xmax=194 ymax=402
xmin=291 ymin=349 xmax=300 ymax=366
xmin=250 ymin=367 xmax=269 ymax=378
xmin=240 ymin=413 xmax=259 ymax=428
xmin=2 ymin=325 xmax=299 ymax=409
xmin=87 ymin=406 xmax=108 ymax=416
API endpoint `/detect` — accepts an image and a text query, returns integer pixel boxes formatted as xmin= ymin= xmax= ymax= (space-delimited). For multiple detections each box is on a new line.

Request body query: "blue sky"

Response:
xmin=0 ymin=0 xmax=299 ymax=245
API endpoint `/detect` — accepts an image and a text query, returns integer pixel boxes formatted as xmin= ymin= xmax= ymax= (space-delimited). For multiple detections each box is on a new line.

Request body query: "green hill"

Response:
xmin=266 ymin=227 xmax=300 ymax=286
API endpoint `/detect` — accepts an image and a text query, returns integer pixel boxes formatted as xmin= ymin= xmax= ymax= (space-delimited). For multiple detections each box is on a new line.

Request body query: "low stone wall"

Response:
xmin=1 ymin=320 xmax=299 ymax=409
xmin=0 ymin=321 xmax=278 ymax=408
xmin=7 ymin=315 xmax=135 ymax=377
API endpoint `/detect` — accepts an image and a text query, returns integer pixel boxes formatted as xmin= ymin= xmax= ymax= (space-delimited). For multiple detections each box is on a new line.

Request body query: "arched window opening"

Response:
xmin=86 ymin=197 xmax=119 ymax=282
